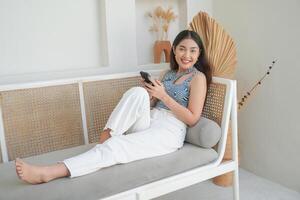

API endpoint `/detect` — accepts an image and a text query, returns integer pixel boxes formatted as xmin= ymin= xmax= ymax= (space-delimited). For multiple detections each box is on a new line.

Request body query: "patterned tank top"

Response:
xmin=155 ymin=67 xmax=198 ymax=110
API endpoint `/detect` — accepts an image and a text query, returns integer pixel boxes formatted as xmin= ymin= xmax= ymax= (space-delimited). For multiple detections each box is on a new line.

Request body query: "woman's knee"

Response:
xmin=124 ymin=87 xmax=148 ymax=98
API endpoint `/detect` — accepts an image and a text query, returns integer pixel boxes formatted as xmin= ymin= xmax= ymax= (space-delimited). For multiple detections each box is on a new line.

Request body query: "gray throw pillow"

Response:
xmin=185 ymin=117 xmax=221 ymax=148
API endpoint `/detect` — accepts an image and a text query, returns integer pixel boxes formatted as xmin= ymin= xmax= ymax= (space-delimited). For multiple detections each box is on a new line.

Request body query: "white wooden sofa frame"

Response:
xmin=0 ymin=70 xmax=239 ymax=200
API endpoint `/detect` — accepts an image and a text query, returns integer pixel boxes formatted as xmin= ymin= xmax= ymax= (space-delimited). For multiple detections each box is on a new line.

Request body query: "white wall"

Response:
xmin=213 ymin=0 xmax=300 ymax=191
xmin=105 ymin=0 xmax=137 ymax=69
xmin=0 ymin=0 xmax=212 ymax=85
xmin=0 ymin=0 xmax=105 ymax=75
xmin=186 ymin=0 xmax=212 ymax=22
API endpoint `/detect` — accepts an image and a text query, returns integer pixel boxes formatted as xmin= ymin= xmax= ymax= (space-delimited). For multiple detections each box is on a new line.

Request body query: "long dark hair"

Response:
xmin=170 ymin=30 xmax=212 ymax=86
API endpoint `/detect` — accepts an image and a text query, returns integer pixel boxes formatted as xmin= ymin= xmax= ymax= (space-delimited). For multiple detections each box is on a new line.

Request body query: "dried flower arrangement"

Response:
xmin=147 ymin=6 xmax=177 ymax=41
xmin=238 ymin=59 xmax=278 ymax=110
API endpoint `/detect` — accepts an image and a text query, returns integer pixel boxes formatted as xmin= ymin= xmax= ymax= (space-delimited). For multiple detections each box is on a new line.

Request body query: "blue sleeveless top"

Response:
xmin=155 ymin=67 xmax=198 ymax=110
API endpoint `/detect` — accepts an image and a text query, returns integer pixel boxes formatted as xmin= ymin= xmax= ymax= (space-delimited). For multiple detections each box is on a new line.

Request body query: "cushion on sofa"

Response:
xmin=185 ymin=117 xmax=221 ymax=148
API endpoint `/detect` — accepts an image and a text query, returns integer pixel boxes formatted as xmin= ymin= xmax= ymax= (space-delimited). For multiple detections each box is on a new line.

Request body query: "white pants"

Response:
xmin=63 ymin=87 xmax=187 ymax=178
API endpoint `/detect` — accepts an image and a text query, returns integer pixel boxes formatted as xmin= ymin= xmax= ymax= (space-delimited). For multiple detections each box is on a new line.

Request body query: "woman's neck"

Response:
xmin=177 ymin=66 xmax=194 ymax=74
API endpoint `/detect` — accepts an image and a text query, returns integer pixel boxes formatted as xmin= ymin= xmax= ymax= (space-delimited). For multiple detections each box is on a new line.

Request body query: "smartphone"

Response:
xmin=140 ymin=71 xmax=154 ymax=85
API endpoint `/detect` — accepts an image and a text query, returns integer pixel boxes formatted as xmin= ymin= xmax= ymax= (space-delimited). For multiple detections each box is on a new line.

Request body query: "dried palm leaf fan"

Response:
xmin=189 ymin=11 xmax=237 ymax=78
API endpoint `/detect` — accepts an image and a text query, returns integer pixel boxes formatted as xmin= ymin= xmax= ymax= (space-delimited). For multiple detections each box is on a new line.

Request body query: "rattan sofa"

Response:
xmin=0 ymin=70 xmax=239 ymax=200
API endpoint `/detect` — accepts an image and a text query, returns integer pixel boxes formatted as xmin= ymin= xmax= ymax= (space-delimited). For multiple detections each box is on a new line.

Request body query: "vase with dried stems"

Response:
xmin=147 ymin=6 xmax=176 ymax=63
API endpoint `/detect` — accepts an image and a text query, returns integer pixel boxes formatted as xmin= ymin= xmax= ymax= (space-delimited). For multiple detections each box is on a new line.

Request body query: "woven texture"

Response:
xmin=83 ymin=77 xmax=140 ymax=143
xmin=0 ymin=84 xmax=84 ymax=161
xmin=202 ymin=83 xmax=227 ymax=126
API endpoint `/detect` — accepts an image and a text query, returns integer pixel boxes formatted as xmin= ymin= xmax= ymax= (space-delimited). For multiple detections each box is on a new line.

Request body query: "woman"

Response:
xmin=15 ymin=30 xmax=211 ymax=184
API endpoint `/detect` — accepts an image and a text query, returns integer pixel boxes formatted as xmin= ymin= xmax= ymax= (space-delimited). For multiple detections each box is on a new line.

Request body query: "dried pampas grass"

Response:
xmin=189 ymin=11 xmax=237 ymax=78
xmin=147 ymin=6 xmax=177 ymax=41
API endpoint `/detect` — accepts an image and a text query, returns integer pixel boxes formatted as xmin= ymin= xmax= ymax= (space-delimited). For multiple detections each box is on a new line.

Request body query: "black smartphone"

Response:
xmin=140 ymin=71 xmax=154 ymax=85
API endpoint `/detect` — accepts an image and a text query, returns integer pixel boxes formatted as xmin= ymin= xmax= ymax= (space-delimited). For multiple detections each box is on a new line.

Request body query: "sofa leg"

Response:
xmin=233 ymin=168 xmax=240 ymax=200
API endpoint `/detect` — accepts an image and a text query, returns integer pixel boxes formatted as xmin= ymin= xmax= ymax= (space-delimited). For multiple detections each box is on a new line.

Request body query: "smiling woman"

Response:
xmin=13 ymin=30 xmax=213 ymax=185
xmin=170 ymin=30 xmax=212 ymax=86
xmin=173 ymin=39 xmax=200 ymax=71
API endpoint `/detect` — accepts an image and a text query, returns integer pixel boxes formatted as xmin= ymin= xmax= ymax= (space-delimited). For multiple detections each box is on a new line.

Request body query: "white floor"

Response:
xmin=155 ymin=168 xmax=300 ymax=200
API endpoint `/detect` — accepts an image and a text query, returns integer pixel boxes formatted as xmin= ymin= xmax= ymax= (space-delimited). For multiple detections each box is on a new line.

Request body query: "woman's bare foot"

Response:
xmin=15 ymin=158 xmax=51 ymax=184
xmin=15 ymin=158 xmax=69 ymax=184
xmin=99 ymin=129 xmax=111 ymax=144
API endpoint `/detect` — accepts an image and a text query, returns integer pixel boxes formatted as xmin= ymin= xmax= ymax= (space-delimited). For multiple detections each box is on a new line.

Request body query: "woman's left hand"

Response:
xmin=144 ymin=79 xmax=168 ymax=101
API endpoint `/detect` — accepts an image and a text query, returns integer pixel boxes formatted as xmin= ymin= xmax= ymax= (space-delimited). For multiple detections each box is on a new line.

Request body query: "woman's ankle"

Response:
xmin=99 ymin=129 xmax=112 ymax=143
xmin=43 ymin=163 xmax=70 ymax=182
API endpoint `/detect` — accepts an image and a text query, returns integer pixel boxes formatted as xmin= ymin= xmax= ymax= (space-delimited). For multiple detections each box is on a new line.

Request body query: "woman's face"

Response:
xmin=174 ymin=38 xmax=200 ymax=71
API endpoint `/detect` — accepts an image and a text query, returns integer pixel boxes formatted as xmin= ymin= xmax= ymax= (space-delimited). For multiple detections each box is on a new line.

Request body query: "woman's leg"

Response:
xmin=63 ymin=142 xmax=116 ymax=178
xmin=15 ymin=87 xmax=151 ymax=183
xmin=15 ymin=141 xmax=117 ymax=183
xmin=105 ymin=109 xmax=187 ymax=164
xmin=15 ymin=158 xmax=69 ymax=184
xmin=104 ymin=87 xmax=151 ymax=136
xmin=99 ymin=87 xmax=151 ymax=143
xmin=63 ymin=87 xmax=152 ymax=177
xmin=99 ymin=128 xmax=112 ymax=143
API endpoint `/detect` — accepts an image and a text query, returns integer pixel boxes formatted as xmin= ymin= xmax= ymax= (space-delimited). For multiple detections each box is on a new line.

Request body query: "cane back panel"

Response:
xmin=83 ymin=77 xmax=140 ymax=143
xmin=202 ymin=82 xmax=227 ymax=126
xmin=0 ymin=84 xmax=84 ymax=161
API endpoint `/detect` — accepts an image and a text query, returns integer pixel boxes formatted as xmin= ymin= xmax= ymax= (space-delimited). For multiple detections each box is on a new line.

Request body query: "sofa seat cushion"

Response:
xmin=0 ymin=143 xmax=218 ymax=200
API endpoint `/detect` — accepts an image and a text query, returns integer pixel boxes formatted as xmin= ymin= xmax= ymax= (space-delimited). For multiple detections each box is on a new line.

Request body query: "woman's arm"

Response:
xmin=146 ymin=73 xmax=207 ymax=126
